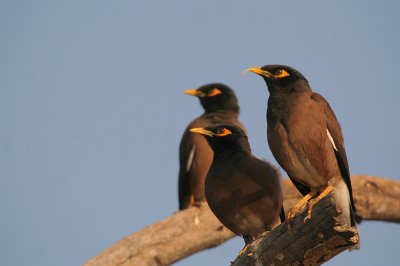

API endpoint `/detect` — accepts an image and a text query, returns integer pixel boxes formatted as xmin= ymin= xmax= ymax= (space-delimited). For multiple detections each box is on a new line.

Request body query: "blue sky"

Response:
xmin=1 ymin=1 xmax=399 ymax=265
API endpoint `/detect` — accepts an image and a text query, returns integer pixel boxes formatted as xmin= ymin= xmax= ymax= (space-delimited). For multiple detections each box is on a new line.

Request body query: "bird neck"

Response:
xmin=268 ymin=79 xmax=311 ymax=95
xmin=203 ymin=107 xmax=240 ymax=119
xmin=212 ymin=148 xmax=250 ymax=163
xmin=267 ymin=80 xmax=311 ymax=119
xmin=211 ymin=140 xmax=251 ymax=160
xmin=202 ymin=101 xmax=240 ymax=115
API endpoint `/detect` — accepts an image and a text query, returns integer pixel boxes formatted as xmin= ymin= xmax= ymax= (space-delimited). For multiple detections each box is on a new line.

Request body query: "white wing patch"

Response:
xmin=327 ymin=129 xmax=338 ymax=151
xmin=186 ymin=145 xmax=196 ymax=172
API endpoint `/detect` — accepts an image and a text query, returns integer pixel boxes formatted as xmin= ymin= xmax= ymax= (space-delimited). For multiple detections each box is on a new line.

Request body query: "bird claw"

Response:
xmin=192 ymin=200 xmax=202 ymax=208
xmin=303 ymin=208 xmax=313 ymax=223
xmin=188 ymin=195 xmax=203 ymax=208
xmin=288 ymin=207 xmax=301 ymax=219
xmin=287 ymin=205 xmax=306 ymax=232
xmin=239 ymin=244 xmax=250 ymax=256
xmin=286 ymin=212 xmax=296 ymax=232
xmin=286 ymin=192 xmax=319 ymax=232
xmin=303 ymin=200 xmax=316 ymax=222
xmin=303 ymin=185 xmax=334 ymax=223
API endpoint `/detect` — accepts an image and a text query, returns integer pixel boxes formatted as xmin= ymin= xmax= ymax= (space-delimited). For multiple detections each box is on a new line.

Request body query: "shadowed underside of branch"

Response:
xmin=84 ymin=175 xmax=400 ymax=266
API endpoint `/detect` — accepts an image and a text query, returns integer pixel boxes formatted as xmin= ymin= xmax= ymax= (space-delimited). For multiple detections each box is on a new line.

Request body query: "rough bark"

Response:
xmin=84 ymin=175 xmax=400 ymax=266
xmin=232 ymin=195 xmax=360 ymax=266
xmin=84 ymin=203 xmax=234 ymax=266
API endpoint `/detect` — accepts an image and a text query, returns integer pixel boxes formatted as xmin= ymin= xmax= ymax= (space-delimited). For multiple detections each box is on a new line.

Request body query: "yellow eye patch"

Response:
xmin=214 ymin=128 xmax=232 ymax=137
xmin=207 ymin=88 xmax=222 ymax=97
xmin=274 ymin=69 xmax=290 ymax=78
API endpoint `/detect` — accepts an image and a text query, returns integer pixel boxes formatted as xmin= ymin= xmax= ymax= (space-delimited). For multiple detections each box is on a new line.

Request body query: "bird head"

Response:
xmin=189 ymin=124 xmax=250 ymax=154
xmin=183 ymin=83 xmax=239 ymax=113
xmin=243 ymin=65 xmax=309 ymax=93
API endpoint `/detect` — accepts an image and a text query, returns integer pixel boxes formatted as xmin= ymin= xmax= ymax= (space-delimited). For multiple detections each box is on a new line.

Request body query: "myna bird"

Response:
xmin=190 ymin=124 xmax=284 ymax=244
xmin=178 ymin=83 xmax=246 ymax=210
xmin=244 ymin=65 xmax=360 ymax=227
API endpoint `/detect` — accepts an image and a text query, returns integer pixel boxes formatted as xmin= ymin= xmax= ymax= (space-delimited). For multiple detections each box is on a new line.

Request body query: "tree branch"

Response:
xmin=232 ymin=194 xmax=360 ymax=266
xmin=84 ymin=175 xmax=400 ymax=266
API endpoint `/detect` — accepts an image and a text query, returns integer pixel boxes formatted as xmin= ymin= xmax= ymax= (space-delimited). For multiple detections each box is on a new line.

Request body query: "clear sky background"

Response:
xmin=1 ymin=1 xmax=399 ymax=265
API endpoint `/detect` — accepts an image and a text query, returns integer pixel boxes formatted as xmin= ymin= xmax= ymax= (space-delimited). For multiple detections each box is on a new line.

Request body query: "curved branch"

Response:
xmin=84 ymin=175 xmax=400 ymax=266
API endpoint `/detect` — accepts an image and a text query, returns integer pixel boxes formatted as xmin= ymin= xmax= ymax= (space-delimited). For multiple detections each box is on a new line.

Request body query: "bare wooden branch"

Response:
xmin=84 ymin=175 xmax=400 ymax=266
xmin=232 ymin=195 xmax=360 ymax=266
xmin=84 ymin=203 xmax=234 ymax=266
xmin=282 ymin=175 xmax=400 ymax=223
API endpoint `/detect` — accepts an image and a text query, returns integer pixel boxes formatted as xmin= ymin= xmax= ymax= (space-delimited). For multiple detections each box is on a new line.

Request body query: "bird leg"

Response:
xmin=188 ymin=195 xmax=202 ymax=207
xmin=238 ymin=244 xmax=250 ymax=256
xmin=287 ymin=191 xmax=317 ymax=221
xmin=287 ymin=191 xmax=317 ymax=231
xmin=304 ymin=184 xmax=334 ymax=222
xmin=238 ymin=235 xmax=254 ymax=256
xmin=189 ymin=195 xmax=196 ymax=206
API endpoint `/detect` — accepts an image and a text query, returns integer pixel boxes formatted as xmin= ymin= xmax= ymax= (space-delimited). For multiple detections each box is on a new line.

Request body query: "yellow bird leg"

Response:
xmin=239 ymin=244 xmax=250 ymax=256
xmin=189 ymin=195 xmax=195 ymax=206
xmin=304 ymin=184 xmax=334 ymax=222
xmin=287 ymin=191 xmax=317 ymax=220
xmin=287 ymin=191 xmax=317 ymax=232
xmin=189 ymin=195 xmax=203 ymax=208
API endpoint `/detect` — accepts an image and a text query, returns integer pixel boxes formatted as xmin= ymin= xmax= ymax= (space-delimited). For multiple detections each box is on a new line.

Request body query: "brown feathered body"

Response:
xmin=250 ymin=64 xmax=359 ymax=226
xmin=194 ymin=125 xmax=283 ymax=244
xmin=178 ymin=84 xmax=245 ymax=210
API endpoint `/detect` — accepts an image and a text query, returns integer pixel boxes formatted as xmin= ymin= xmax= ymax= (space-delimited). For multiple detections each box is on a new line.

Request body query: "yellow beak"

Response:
xmin=183 ymin=89 xmax=206 ymax=97
xmin=242 ymin=67 xmax=274 ymax=78
xmin=189 ymin=127 xmax=214 ymax=137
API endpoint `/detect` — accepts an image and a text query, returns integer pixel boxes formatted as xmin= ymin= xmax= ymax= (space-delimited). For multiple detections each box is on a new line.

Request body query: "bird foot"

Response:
xmin=303 ymin=185 xmax=334 ymax=223
xmin=188 ymin=195 xmax=203 ymax=208
xmin=303 ymin=200 xmax=316 ymax=223
xmin=192 ymin=201 xmax=203 ymax=208
xmin=239 ymin=244 xmax=250 ymax=256
xmin=287 ymin=204 xmax=308 ymax=232
xmin=287 ymin=203 xmax=308 ymax=221
xmin=287 ymin=191 xmax=317 ymax=232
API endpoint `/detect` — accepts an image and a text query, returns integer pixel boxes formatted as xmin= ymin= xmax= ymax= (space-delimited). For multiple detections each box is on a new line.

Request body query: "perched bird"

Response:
xmin=244 ymin=65 xmax=360 ymax=227
xmin=190 ymin=124 xmax=284 ymax=244
xmin=178 ymin=83 xmax=245 ymax=210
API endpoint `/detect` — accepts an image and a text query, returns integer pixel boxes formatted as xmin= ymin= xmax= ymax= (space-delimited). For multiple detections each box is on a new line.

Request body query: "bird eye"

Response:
xmin=274 ymin=69 xmax=290 ymax=78
xmin=207 ymin=88 xmax=222 ymax=97
xmin=215 ymin=128 xmax=233 ymax=137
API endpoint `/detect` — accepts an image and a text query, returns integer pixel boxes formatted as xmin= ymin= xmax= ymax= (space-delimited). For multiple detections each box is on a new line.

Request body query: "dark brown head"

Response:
xmin=184 ymin=83 xmax=239 ymax=113
xmin=189 ymin=124 xmax=250 ymax=155
xmin=244 ymin=65 xmax=310 ymax=94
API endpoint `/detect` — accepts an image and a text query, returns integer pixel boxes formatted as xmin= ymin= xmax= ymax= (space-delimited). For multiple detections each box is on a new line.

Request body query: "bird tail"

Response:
xmin=279 ymin=206 xmax=286 ymax=223
xmin=350 ymin=203 xmax=362 ymax=226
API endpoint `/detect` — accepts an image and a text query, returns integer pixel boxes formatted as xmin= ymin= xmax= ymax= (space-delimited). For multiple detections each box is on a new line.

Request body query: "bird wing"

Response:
xmin=178 ymin=119 xmax=213 ymax=209
xmin=236 ymin=156 xmax=284 ymax=220
xmin=178 ymin=112 xmax=245 ymax=210
xmin=287 ymin=174 xmax=311 ymax=196
xmin=178 ymin=129 xmax=194 ymax=209
xmin=210 ymin=155 xmax=283 ymax=235
xmin=311 ymin=93 xmax=359 ymax=223
xmin=311 ymin=93 xmax=349 ymax=175
xmin=267 ymin=117 xmax=310 ymax=197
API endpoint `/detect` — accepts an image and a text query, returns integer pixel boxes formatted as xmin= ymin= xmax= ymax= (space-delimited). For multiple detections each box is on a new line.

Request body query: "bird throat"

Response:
xmin=201 ymin=100 xmax=240 ymax=114
xmin=267 ymin=82 xmax=311 ymax=121
xmin=267 ymin=91 xmax=295 ymax=120
xmin=211 ymin=148 xmax=247 ymax=167
xmin=211 ymin=141 xmax=251 ymax=160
